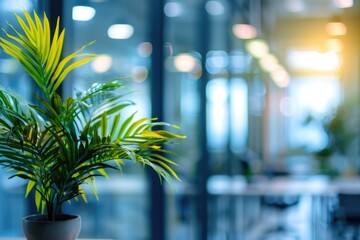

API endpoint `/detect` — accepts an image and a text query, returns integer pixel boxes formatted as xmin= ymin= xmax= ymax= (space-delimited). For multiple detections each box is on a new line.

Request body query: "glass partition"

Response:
xmin=0 ymin=0 xmax=358 ymax=239
xmin=0 ymin=0 xmax=39 ymax=237
xmin=62 ymin=0 xmax=151 ymax=239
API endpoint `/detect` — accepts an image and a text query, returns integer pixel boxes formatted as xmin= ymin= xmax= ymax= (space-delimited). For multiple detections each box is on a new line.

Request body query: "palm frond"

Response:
xmin=0 ymin=10 xmax=95 ymax=100
xmin=0 ymin=9 xmax=186 ymax=220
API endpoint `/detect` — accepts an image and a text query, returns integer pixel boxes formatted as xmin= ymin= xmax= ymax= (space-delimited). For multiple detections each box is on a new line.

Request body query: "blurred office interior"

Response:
xmin=0 ymin=0 xmax=360 ymax=239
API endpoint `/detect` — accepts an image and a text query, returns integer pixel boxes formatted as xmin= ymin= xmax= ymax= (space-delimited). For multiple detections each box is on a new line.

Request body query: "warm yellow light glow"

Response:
xmin=174 ymin=54 xmax=196 ymax=72
xmin=232 ymin=24 xmax=257 ymax=39
xmin=326 ymin=38 xmax=343 ymax=52
xmin=259 ymin=54 xmax=279 ymax=72
xmin=271 ymin=66 xmax=290 ymax=88
xmin=107 ymin=24 xmax=134 ymax=39
xmin=326 ymin=22 xmax=347 ymax=36
xmin=245 ymin=39 xmax=269 ymax=58
xmin=91 ymin=55 xmax=113 ymax=73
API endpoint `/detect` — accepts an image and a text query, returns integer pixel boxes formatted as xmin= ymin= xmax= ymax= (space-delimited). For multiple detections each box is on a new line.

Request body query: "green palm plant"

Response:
xmin=0 ymin=10 xmax=185 ymax=221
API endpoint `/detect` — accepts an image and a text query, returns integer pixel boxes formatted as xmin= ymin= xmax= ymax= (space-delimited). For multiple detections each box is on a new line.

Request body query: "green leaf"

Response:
xmin=100 ymin=112 xmax=108 ymax=138
xmin=25 ymin=180 xmax=36 ymax=197
xmin=35 ymin=188 xmax=42 ymax=212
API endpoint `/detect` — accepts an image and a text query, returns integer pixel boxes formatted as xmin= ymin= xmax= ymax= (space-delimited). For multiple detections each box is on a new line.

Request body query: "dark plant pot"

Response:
xmin=23 ymin=214 xmax=81 ymax=240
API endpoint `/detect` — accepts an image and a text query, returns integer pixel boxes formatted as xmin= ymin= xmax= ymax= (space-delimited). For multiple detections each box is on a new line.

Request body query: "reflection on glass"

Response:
xmin=0 ymin=0 xmax=38 ymax=237
xmin=207 ymin=78 xmax=229 ymax=151
xmin=0 ymin=0 xmax=32 ymax=12
xmin=288 ymin=76 xmax=341 ymax=150
xmin=206 ymin=51 xmax=229 ymax=74
xmin=0 ymin=59 xmax=19 ymax=74
xmin=230 ymin=78 xmax=248 ymax=154
xmin=279 ymin=96 xmax=297 ymax=117
xmin=63 ymin=0 xmax=151 ymax=239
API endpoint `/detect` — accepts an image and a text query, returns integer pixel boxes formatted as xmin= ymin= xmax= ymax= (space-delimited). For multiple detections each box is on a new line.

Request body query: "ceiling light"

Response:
xmin=326 ymin=22 xmax=347 ymax=36
xmin=245 ymin=39 xmax=269 ymax=58
xmin=174 ymin=54 xmax=196 ymax=72
xmin=131 ymin=66 xmax=148 ymax=82
xmin=259 ymin=54 xmax=279 ymax=72
xmin=286 ymin=50 xmax=341 ymax=71
xmin=91 ymin=55 xmax=112 ymax=73
xmin=205 ymin=1 xmax=225 ymax=16
xmin=72 ymin=6 xmax=96 ymax=21
xmin=137 ymin=42 xmax=153 ymax=57
xmin=326 ymin=16 xmax=347 ymax=36
xmin=164 ymin=2 xmax=183 ymax=17
xmin=107 ymin=24 xmax=134 ymax=39
xmin=270 ymin=66 xmax=290 ymax=88
xmin=333 ymin=0 xmax=353 ymax=8
xmin=232 ymin=24 xmax=257 ymax=39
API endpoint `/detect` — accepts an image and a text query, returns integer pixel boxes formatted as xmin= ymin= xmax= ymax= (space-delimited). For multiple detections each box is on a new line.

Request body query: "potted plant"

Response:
xmin=0 ymin=10 xmax=185 ymax=240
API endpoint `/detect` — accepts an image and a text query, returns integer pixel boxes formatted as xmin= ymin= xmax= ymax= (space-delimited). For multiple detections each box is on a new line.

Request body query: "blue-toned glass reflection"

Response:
xmin=230 ymin=78 xmax=248 ymax=154
xmin=207 ymin=78 xmax=229 ymax=151
xmin=288 ymin=76 xmax=341 ymax=151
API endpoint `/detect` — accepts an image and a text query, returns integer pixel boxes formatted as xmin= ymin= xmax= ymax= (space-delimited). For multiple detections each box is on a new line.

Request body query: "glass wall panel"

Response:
xmin=163 ymin=0 xmax=252 ymax=239
xmin=163 ymin=1 xmax=202 ymax=239
xmin=0 ymin=0 xmax=39 ymax=237
xmin=62 ymin=1 xmax=151 ymax=239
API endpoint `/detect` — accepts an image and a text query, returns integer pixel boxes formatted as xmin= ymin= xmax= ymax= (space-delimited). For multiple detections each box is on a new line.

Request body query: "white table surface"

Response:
xmin=207 ymin=174 xmax=360 ymax=196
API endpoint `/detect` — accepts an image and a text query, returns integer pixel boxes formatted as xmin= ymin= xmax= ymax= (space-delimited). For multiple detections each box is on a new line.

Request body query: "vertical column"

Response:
xmin=149 ymin=0 xmax=165 ymax=240
xmin=197 ymin=0 xmax=210 ymax=239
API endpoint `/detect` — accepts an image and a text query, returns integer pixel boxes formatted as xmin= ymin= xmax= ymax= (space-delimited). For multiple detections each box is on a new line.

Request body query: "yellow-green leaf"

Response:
xmin=97 ymin=168 xmax=108 ymax=178
xmin=35 ymin=188 xmax=41 ymax=212
xmin=25 ymin=180 xmax=35 ymax=197
xmin=140 ymin=131 xmax=167 ymax=139
xmin=79 ymin=186 xmax=88 ymax=203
